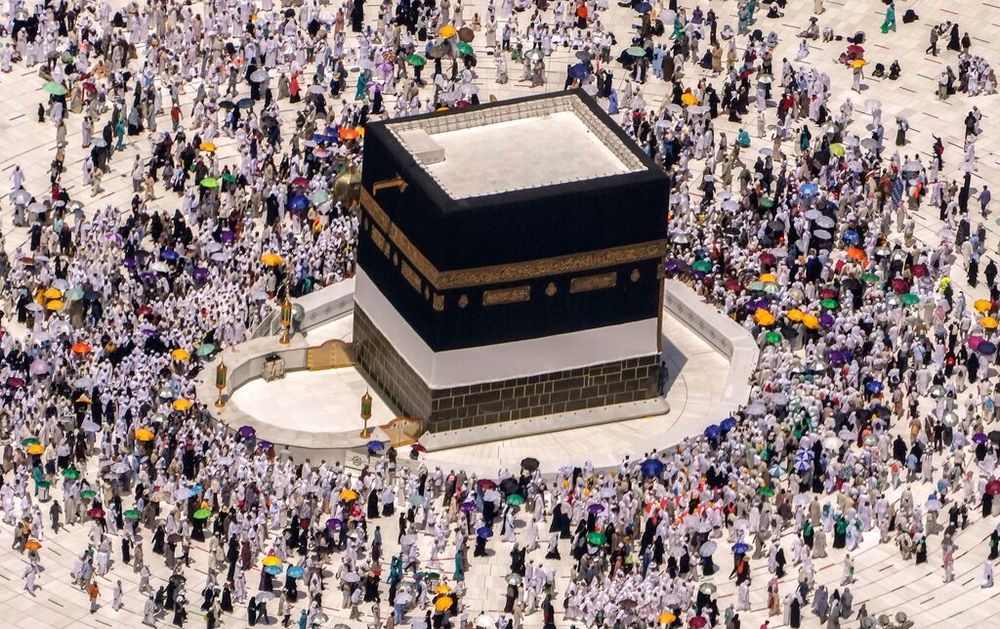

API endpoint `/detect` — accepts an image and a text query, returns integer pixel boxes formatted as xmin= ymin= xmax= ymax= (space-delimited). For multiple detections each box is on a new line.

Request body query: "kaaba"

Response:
xmin=353 ymin=90 xmax=670 ymax=436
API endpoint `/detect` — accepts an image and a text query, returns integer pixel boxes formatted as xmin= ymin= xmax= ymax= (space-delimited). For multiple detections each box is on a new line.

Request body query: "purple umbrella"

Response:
xmin=460 ymin=501 xmax=476 ymax=513
xmin=237 ymin=425 xmax=256 ymax=439
xmin=588 ymin=503 xmax=605 ymax=515
xmin=257 ymin=440 xmax=274 ymax=450
xmin=193 ymin=267 xmax=209 ymax=282
xmin=974 ymin=432 xmax=988 ymax=444
xmin=326 ymin=517 xmax=342 ymax=530
xmin=219 ymin=230 xmax=235 ymax=243
xmin=819 ymin=313 xmax=835 ymax=328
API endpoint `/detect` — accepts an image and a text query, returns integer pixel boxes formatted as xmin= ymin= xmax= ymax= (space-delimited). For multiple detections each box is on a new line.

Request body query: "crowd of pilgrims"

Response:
xmin=0 ymin=0 xmax=993 ymax=627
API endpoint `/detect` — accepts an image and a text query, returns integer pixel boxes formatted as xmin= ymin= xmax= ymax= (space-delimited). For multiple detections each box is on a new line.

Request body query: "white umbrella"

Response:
xmin=81 ymin=420 xmax=101 ymax=433
xmin=475 ymin=614 xmax=496 ymax=628
xmin=343 ymin=572 xmax=360 ymax=583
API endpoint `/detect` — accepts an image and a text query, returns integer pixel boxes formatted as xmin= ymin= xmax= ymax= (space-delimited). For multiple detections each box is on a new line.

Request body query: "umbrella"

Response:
xmin=80 ymin=489 xmax=96 ymax=500
xmin=458 ymin=26 xmax=475 ymax=42
xmin=475 ymin=614 xmax=496 ymax=628
xmin=757 ymin=486 xmax=775 ymax=497
xmin=520 ymin=457 xmax=539 ymax=471
xmin=172 ymin=399 xmax=193 ymax=412
xmin=71 ymin=342 xmax=91 ymax=354
xmin=24 ymin=540 xmax=41 ymax=551
xmin=987 ymin=479 xmax=1000 ymax=495
xmin=435 ymin=597 xmax=454 ymax=611
xmin=123 ymin=509 xmax=140 ymax=521
xmin=830 ymin=143 xmax=846 ymax=157
xmin=865 ymin=380 xmax=883 ymax=394
xmin=507 ymin=494 xmax=526 ymax=506
xmin=476 ymin=526 xmax=493 ymax=539
xmin=635 ymin=1 xmax=652 ymax=12
xmin=587 ymin=503 xmax=605 ymax=514
xmin=88 ymin=507 xmax=105 ymax=519
xmin=460 ymin=501 xmax=476 ymax=512
xmin=641 ymin=459 xmax=664 ymax=477
xmin=340 ymin=489 xmax=359 ymax=501
xmin=456 ymin=42 xmax=474 ymax=56
xmin=236 ymin=97 xmax=254 ymax=109
xmin=439 ymin=24 xmax=458 ymax=38
xmin=569 ymin=63 xmax=589 ymax=79
xmin=26 ymin=443 xmax=44 ymax=455
xmin=326 ymin=518 xmax=343 ymax=530
xmin=975 ymin=299 xmax=993 ymax=313
xmin=587 ymin=531 xmax=607 ymax=545
xmin=625 ymin=46 xmax=646 ymax=57
xmin=238 ymin=425 xmax=256 ymax=439
xmin=367 ymin=440 xmax=386 ymax=455
xmin=699 ymin=541 xmax=717 ymax=556
xmin=62 ymin=467 xmax=80 ymax=479
xmin=171 ymin=348 xmax=191 ymax=361
xmin=81 ymin=420 xmax=100 ymax=433
xmin=193 ymin=508 xmax=212 ymax=520
xmin=196 ymin=343 xmax=215 ymax=357
xmin=732 ymin=542 xmax=750 ymax=554
xmin=199 ymin=142 xmax=216 ymax=152
xmin=250 ymin=69 xmax=269 ymax=82
xmin=287 ymin=565 xmax=305 ymax=579
xmin=199 ymin=177 xmax=220 ymax=189
xmin=42 ymin=81 xmax=68 ymax=95
xmin=980 ymin=342 xmax=997 ymax=355
xmin=690 ymin=616 xmax=708 ymax=629
xmin=262 ymin=555 xmax=282 ymax=567
xmin=983 ymin=316 xmax=999 ymax=330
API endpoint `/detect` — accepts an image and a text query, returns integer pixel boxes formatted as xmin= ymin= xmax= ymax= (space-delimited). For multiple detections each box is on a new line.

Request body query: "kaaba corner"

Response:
xmin=352 ymin=90 xmax=671 ymax=441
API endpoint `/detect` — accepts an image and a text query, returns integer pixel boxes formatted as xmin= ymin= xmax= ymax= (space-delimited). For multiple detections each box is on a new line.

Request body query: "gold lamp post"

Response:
xmin=279 ymin=288 xmax=292 ymax=345
xmin=215 ymin=360 xmax=228 ymax=408
xmin=359 ymin=390 xmax=373 ymax=438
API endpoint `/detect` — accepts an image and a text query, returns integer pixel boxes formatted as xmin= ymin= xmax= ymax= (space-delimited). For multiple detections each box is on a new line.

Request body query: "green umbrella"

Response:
xmin=692 ymin=259 xmax=712 ymax=273
xmin=765 ymin=331 xmax=783 ymax=345
xmin=506 ymin=494 xmax=525 ymax=506
xmin=37 ymin=480 xmax=50 ymax=489
xmin=196 ymin=343 xmax=215 ymax=357
xmin=193 ymin=508 xmax=212 ymax=520
xmin=760 ymin=197 xmax=774 ymax=209
xmin=820 ymin=298 xmax=839 ymax=310
xmin=65 ymin=287 xmax=85 ymax=300
xmin=625 ymin=46 xmax=646 ymax=57
xmin=406 ymin=54 xmax=426 ymax=67
xmin=758 ymin=486 xmax=775 ymax=497
xmin=80 ymin=489 xmax=97 ymax=500
xmin=861 ymin=272 xmax=880 ymax=284
xmin=456 ymin=42 xmax=474 ymax=56
xmin=587 ymin=531 xmax=607 ymax=546
xmin=199 ymin=177 xmax=220 ymax=189
xmin=221 ymin=173 xmax=237 ymax=183
xmin=61 ymin=467 xmax=80 ymax=480
xmin=42 ymin=81 xmax=67 ymax=96
xmin=901 ymin=293 xmax=919 ymax=306
xmin=21 ymin=437 xmax=39 ymax=447
xmin=829 ymin=143 xmax=846 ymax=157
xmin=123 ymin=509 xmax=141 ymax=521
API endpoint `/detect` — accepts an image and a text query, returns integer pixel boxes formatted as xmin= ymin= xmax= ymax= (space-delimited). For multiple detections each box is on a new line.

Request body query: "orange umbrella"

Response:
xmin=339 ymin=127 xmax=359 ymax=141
xmin=983 ymin=317 xmax=999 ymax=330
xmin=786 ymin=308 xmax=805 ymax=322
xmin=24 ymin=540 xmax=41 ymax=551
xmin=802 ymin=314 xmax=820 ymax=330
xmin=435 ymin=596 xmax=454 ymax=611
xmin=43 ymin=287 xmax=62 ymax=299
xmin=439 ymin=24 xmax=458 ymax=38
xmin=26 ymin=443 xmax=44 ymax=455
xmin=71 ymin=342 xmax=91 ymax=354
xmin=135 ymin=428 xmax=155 ymax=442
xmin=171 ymin=348 xmax=191 ymax=362
xmin=754 ymin=309 xmax=776 ymax=326
xmin=172 ymin=399 xmax=193 ymax=412
xmin=759 ymin=273 xmax=777 ymax=283
xmin=975 ymin=299 xmax=992 ymax=313
xmin=846 ymin=248 xmax=866 ymax=262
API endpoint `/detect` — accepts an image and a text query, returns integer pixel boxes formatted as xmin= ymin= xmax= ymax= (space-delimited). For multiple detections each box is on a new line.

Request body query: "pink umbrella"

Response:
xmin=969 ymin=335 xmax=985 ymax=350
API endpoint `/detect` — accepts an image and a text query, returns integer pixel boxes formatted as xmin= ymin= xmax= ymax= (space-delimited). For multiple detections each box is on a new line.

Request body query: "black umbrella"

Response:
xmin=284 ymin=8 xmax=295 ymax=17
xmin=219 ymin=100 xmax=236 ymax=110
xmin=427 ymin=43 xmax=450 ymax=59
xmin=520 ymin=457 xmax=539 ymax=471
xmin=499 ymin=478 xmax=519 ymax=494
xmin=236 ymin=97 xmax=255 ymax=109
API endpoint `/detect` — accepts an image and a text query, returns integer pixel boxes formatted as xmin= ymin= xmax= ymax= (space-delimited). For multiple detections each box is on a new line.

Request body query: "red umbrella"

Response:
xmin=6 ymin=376 xmax=24 ymax=388
xmin=724 ymin=278 xmax=741 ymax=292
xmin=987 ymin=479 xmax=1000 ymax=496
xmin=410 ymin=444 xmax=428 ymax=452
xmin=910 ymin=263 xmax=928 ymax=277
xmin=476 ymin=479 xmax=497 ymax=491
xmin=847 ymin=44 xmax=865 ymax=54
xmin=88 ymin=507 xmax=106 ymax=519
xmin=759 ymin=252 xmax=777 ymax=265
xmin=818 ymin=288 xmax=838 ymax=300
xmin=689 ymin=616 xmax=708 ymax=629
xmin=291 ymin=177 xmax=309 ymax=187
xmin=890 ymin=278 xmax=909 ymax=294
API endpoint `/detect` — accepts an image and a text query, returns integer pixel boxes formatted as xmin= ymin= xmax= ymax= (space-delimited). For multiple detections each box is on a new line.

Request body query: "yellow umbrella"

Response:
xmin=681 ymin=92 xmax=699 ymax=106
xmin=659 ymin=612 xmax=676 ymax=624
xmin=802 ymin=314 xmax=820 ymax=330
xmin=199 ymin=142 xmax=216 ymax=152
xmin=759 ymin=273 xmax=777 ymax=283
xmin=851 ymin=59 xmax=867 ymax=69
xmin=26 ymin=443 xmax=44 ymax=455
xmin=435 ymin=596 xmax=454 ymax=611
xmin=43 ymin=287 xmax=62 ymax=299
xmin=975 ymin=299 xmax=992 ymax=313
xmin=24 ymin=540 xmax=41 ymax=551
xmin=261 ymin=253 xmax=284 ymax=267
xmin=46 ymin=300 xmax=63 ymax=311
xmin=786 ymin=308 xmax=805 ymax=322
xmin=434 ymin=584 xmax=452 ymax=594
xmin=339 ymin=489 xmax=358 ymax=501
xmin=983 ymin=317 xmax=999 ymax=330
xmin=172 ymin=399 xmax=193 ymax=412
xmin=439 ymin=24 xmax=457 ymax=38
xmin=135 ymin=428 xmax=155 ymax=442
xmin=754 ymin=308 xmax=776 ymax=326
xmin=171 ymin=348 xmax=191 ymax=361
xmin=262 ymin=555 xmax=282 ymax=567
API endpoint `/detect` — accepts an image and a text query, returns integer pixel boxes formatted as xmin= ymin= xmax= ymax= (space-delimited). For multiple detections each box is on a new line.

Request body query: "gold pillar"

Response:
xmin=279 ymin=289 xmax=292 ymax=345
xmin=215 ymin=361 xmax=228 ymax=408
xmin=359 ymin=390 xmax=373 ymax=438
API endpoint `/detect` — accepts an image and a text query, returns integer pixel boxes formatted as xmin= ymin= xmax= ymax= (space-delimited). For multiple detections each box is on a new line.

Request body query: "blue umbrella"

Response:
xmin=264 ymin=565 xmax=282 ymax=575
xmin=289 ymin=195 xmax=309 ymax=211
xmin=704 ymin=424 xmax=721 ymax=439
xmin=161 ymin=249 xmax=179 ymax=261
xmin=287 ymin=565 xmax=305 ymax=579
xmin=367 ymin=440 xmax=385 ymax=455
xmin=476 ymin=526 xmax=493 ymax=539
xmin=634 ymin=1 xmax=652 ymax=12
xmin=795 ymin=460 xmax=812 ymax=473
xmin=842 ymin=228 xmax=860 ymax=245
xmin=569 ymin=63 xmax=589 ymax=79
xmin=800 ymin=182 xmax=818 ymax=196
xmin=732 ymin=542 xmax=750 ymax=554
xmin=720 ymin=417 xmax=738 ymax=432
xmin=865 ymin=380 xmax=883 ymax=394
xmin=980 ymin=341 xmax=997 ymax=355
xmin=640 ymin=459 xmax=664 ymax=478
